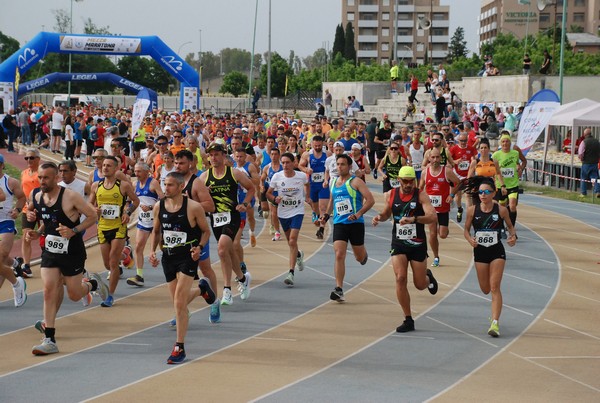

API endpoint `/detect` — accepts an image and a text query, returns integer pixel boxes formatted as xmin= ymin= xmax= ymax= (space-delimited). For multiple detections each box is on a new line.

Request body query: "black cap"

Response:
xmin=206 ymin=143 xmax=226 ymax=153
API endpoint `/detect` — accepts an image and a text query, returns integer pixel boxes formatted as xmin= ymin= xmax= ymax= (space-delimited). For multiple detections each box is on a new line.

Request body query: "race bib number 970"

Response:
xmin=213 ymin=211 xmax=231 ymax=227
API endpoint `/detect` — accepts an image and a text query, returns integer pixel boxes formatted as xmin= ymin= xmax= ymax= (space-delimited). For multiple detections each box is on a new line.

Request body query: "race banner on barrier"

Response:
xmin=59 ymin=35 xmax=141 ymax=54
xmin=517 ymin=101 xmax=560 ymax=155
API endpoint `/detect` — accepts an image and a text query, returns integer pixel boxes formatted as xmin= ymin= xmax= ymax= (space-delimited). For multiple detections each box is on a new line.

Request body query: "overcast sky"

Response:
xmin=1 ymin=0 xmax=480 ymax=59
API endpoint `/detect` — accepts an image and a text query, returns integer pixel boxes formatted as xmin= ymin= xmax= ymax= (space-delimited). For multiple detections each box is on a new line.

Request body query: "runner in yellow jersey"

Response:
xmin=89 ymin=156 xmax=139 ymax=307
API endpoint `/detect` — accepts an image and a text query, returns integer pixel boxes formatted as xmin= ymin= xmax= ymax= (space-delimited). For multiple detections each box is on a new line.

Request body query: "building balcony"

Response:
xmin=358 ymin=5 xmax=379 ymax=12
xmin=357 ymin=50 xmax=379 ymax=58
xmin=431 ymin=35 xmax=449 ymax=42
xmin=358 ymin=35 xmax=379 ymax=43
xmin=397 ymin=20 xmax=415 ymax=27
xmin=357 ymin=20 xmax=380 ymax=28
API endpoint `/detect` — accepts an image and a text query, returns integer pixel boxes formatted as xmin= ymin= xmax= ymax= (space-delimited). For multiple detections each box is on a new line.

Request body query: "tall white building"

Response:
xmin=342 ymin=0 xmax=450 ymax=65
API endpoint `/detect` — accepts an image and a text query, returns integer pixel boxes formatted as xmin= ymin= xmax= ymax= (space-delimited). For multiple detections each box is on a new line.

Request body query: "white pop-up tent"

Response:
xmin=543 ymin=99 xmax=600 ymax=190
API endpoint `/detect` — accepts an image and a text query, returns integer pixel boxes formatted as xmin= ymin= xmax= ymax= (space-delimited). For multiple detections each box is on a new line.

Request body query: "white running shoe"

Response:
xmin=13 ymin=277 xmax=27 ymax=307
xmin=272 ymin=231 xmax=281 ymax=241
xmin=221 ymin=288 xmax=233 ymax=306
xmin=295 ymin=250 xmax=305 ymax=271
xmin=237 ymin=271 xmax=251 ymax=301
xmin=32 ymin=338 xmax=59 ymax=355
xmin=284 ymin=272 xmax=294 ymax=286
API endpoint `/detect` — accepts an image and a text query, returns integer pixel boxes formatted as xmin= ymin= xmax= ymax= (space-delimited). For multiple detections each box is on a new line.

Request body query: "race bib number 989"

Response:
xmin=45 ymin=234 xmax=69 ymax=254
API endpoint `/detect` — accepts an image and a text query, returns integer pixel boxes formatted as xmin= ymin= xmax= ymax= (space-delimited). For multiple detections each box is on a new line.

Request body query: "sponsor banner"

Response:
xmin=517 ymin=101 xmax=560 ymax=155
xmin=182 ymin=87 xmax=198 ymax=111
xmin=59 ymin=35 xmax=141 ymax=54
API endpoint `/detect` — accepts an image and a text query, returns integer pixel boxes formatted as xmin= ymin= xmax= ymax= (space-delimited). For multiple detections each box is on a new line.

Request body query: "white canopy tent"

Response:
xmin=543 ymin=99 xmax=600 ymax=190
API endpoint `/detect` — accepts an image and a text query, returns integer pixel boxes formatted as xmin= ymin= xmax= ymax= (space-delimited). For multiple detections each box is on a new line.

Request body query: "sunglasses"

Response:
xmin=478 ymin=189 xmax=493 ymax=195
xmin=25 ymin=156 xmax=38 ymax=160
xmin=433 ymin=139 xmax=442 ymax=142
xmin=92 ymin=156 xmax=105 ymax=160
xmin=399 ymin=178 xmax=414 ymax=184
xmin=157 ymin=142 xmax=167 ymax=146
xmin=173 ymin=136 xmax=182 ymax=138
xmin=111 ymin=145 xmax=120 ymax=148
xmin=389 ymin=147 xmax=399 ymax=150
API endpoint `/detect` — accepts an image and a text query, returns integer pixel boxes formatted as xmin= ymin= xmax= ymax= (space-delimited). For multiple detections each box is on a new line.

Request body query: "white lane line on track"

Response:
xmin=390 ymin=334 xmax=436 ymax=340
xmin=564 ymin=265 xmax=600 ymax=277
xmin=544 ymin=318 xmax=600 ymax=341
xmin=253 ymin=337 xmax=297 ymax=342
xmin=506 ymin=251 xmax=555 ymax=265
xmin=425 ymin=316 xmax=498 ymax=348
xmin=510 ymin=352 xmax=600 ymax=393
xmin=524 ymin=355 xmax=600 ymax=360
xmin=459 ymin=289 xmax=534 ymax=316
xmin=527 ymin=222 xmax=600 ymax=240
xmin=562 ymin=290 xmax=600 ymax=303
xmin=504 ymin=273 xmax=553 ymax=289
xmin=325 ymin=242 xmax=385 ymax=264
xmin=358 ymin=287 xmax=397 ymax=305
xmin=109 ymin=342 xmax=152 ymax=346
xmin=555 ymin=243 xmax=600 ymax=256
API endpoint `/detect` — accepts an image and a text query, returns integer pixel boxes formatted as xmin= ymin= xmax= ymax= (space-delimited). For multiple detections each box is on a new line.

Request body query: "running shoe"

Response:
xmin=126 ymin=274 xmax=144 ymax=287
xmin=431 ymin=257 xmax=440 ymax=267
xmin=90 ymin=272 xmax=109 ymax=302
xmin=396 ymin=318 xmax=415 ymax=333
xmin=330 ymin=287 xmax=345 ymax=302
xmin=240 ymin=262 xmax=247 ymax=275
xmin=488 ymin=319 xmax=500 ymax=337
xmin=316 ymin=227 xmax=324 ymax=240
xmin=250 ymin=233 xmax=257 ymax=247
xmin=167 ymin=345 xmax=186 ymax=365
xmin=456 ymin=207 xmax=463 ymax=223
xmin=272 ymin=231 xmax=281 ymax=241
xmin=262 ymin=210 xmax=269 ymax=219
xmin=237 ymin=272 xmax=251 ymax=301
xmin=360 ymin=254 xmax=369 ymax=265
xmin=221 ymin=288 xmax=233 ymax=306
xmin=169 ymin=310 xmax=191 ymax=328
xmin=373 ymin=170 xmax=378 ymax=179
xmin=12 ymin=257 xmax=23 ymax=277
xmin=32 ymin=338 xmax=59 ymax=356
xmin=312 ymin=212 xmax=318 ymax=223
xmin=81 ymin=278 xmax=93 ymax=307
xmin=270 ymin=224 xmax=275 ymax=235
xmin=209 ymin=300 xmax=221 ymax=323
xmin=34 ymin=320 xmax=46 ymax=334
xmin=426 ymin=269 xmax=438 ymax=295
xmin=199 ymin=278 xmax=216 ymax=304
xmin=284 ymin=271 xmax=294 ymax=286
xmin=21 ymin=263 xmax=33 ymax=278
xmin=100 ymin=295 xmax=114 ymax=308
xmin=296 ymin=250 xmax=305 ymax=271
xmin=13 ymin=277 xmax=27 ymax=307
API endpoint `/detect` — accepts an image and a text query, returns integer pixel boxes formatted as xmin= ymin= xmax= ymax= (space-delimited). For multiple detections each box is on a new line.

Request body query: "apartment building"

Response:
xmin=342 ymin=0 xmax=450 ymax=65
xmin=479 ymin=0 xmax=600 ymax=50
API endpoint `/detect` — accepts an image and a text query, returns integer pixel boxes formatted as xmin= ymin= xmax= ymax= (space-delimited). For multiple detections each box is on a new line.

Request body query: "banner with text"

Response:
xmin=59 ymin=35 xmax=141 ymax=54
xmin=517 ymin=101 xmax=560 ymax=155
xmin=130 ymin=98 xmax=151 ymax=142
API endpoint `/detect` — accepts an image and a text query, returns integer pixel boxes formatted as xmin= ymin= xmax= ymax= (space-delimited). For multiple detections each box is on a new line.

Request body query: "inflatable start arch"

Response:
xmin=0 ymin=32 xmax=198 ymax=113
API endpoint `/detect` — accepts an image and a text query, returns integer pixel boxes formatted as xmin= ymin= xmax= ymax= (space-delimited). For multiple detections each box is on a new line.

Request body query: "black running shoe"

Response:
xmin=457 ymin=207 xmax=463 ymax=223
xmin=330 ymin=287 xmax=345 ymax=302
xmin=396 ymin=319 xmax=415 ymax=333
xmin=316 ymin=227 xmax=324 ymax=240
xmin=426 ymin=269 xmax=438 ymax=295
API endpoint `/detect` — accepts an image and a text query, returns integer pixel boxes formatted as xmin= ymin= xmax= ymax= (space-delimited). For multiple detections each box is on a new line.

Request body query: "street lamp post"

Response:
xmin=176 ymin=42 xmax=192 ymax=106
xmin=67 ymin=0 xmax=83 ymax=108
xmin=198 ymin=29 xmax=202 ymax=94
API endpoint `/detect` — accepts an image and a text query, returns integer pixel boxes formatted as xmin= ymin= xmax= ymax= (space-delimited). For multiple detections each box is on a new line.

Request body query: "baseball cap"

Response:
xmin=334 ymin=141 xmax=344 ymax=148
xmin=164 ymin=126 xmax=172 ymax=131
xmin=206 ymin=142 xmax=226 ymax=153
xmin=398 ymin=166 xmax=416 ymax=179
xmin=0 ymin=154 xmax=4 ymax=164
xmin=351 ymin=143 xmax=362 ymax=150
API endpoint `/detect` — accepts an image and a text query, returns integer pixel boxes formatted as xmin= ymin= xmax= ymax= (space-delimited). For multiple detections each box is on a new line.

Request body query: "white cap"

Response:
xmin=351 ymin=143 xmax=362 ymax=150
xmin=334 ymin=141 xmax=344 ymax=148
xmin=164 ymin=125 xmax=172 ymax=131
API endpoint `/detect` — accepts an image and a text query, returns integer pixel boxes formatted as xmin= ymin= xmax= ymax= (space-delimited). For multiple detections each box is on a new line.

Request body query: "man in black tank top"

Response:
xmin=199 ymin=143 xmax=256 ymax=306
xmin=26 ymin=162 xmax=108 ymax=356
xmin=372 ymin=166 xmax=438 ymax=334
xmin=149 ymin=172 xmax=214 ymax=364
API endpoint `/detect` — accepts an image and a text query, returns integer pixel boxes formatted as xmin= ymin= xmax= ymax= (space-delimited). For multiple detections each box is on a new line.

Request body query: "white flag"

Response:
xmin=130 ymin=98 xmax=151 ymax=141
xmin=517 ymin=101 xmax=559 ymax=155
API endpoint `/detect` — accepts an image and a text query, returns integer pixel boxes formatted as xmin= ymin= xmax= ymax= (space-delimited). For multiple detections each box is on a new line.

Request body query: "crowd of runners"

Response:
xmin=0 ymin=103 xmax=528 ymax=363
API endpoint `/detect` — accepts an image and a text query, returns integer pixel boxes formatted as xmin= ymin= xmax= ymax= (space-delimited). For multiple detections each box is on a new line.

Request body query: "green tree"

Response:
xmin=344 ymin=22 xmax=357 ymax=63
xmin=220 ymin=71 xmax=248 ymax=97
xmin=303 ymin=48 xmax=328 ymax=70
xmin=448 ymin=27 xmax=468 ymax=63
xmin=332 ymin=24 xmax=345 ymax=59
xmin=0 ymin=31 xmax=21 ymax=62
xmin=260 ymin=52 xmax=291 ymax=97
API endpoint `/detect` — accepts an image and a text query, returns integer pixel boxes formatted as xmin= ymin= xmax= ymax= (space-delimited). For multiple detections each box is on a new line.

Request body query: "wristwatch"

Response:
xmin=72 ymin=226 xmax=80 ymax=234
xmin=243 ymin=202 xmax=249 ymax=207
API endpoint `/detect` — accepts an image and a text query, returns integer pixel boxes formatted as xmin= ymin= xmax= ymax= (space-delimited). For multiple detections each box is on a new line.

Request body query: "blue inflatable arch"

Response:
xmin=0 ymin=31 xmax=198 ymax=113
xmin=18 ymin=72 xmax=159 ymax=110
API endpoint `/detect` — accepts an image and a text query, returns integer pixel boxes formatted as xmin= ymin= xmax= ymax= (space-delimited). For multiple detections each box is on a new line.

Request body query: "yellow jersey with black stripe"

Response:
xmin=206 ymin=166 xmax=238 ymax=213
xmin=96 ymin=179 xmax=126 ymax=231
